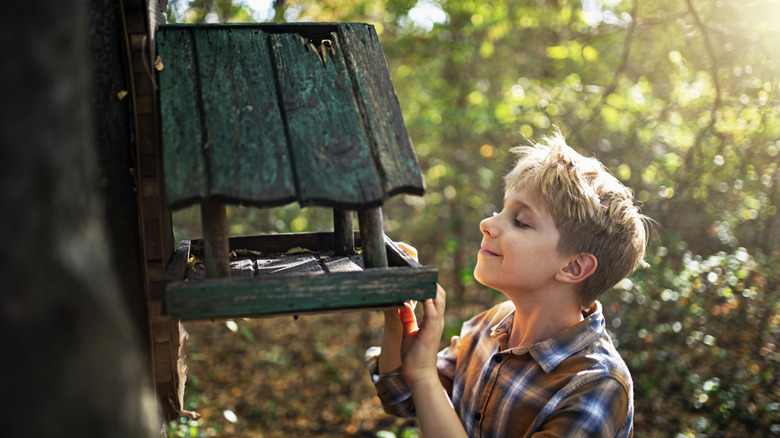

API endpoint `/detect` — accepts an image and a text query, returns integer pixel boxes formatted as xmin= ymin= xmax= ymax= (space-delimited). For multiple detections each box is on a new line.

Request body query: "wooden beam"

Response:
xmin=201 ymin=196 xmax=231 ymax=278
xmin=333 ymin=209 xmax=354 ymax=255
xmin=165 ymin=266 xmax=438 ymax=320
xmin=358 ymin=207 xmax=387 ymax=269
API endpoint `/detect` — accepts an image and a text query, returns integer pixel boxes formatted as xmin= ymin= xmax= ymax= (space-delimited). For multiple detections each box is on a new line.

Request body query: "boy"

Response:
xmin=367 ymin=132 xmax=648 ymax=437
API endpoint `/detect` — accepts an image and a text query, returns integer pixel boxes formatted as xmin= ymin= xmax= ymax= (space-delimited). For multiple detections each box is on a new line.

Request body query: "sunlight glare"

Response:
xmin=408 ymin=0 xmax=447 ymax=31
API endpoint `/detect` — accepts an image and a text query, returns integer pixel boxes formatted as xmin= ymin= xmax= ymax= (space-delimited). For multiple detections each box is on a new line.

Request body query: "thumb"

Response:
xmin=399 ymin=301 xmax=418 ymax=336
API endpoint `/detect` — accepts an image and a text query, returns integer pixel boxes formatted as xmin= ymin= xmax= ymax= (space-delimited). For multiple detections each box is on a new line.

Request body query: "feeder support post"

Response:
xmin=333 ymin=209 xmax=355 ymax=255
xmin=358 ymin=207 xmax=387 ymax=269
xmin=201 ymin=196 xmax=231 ymax=278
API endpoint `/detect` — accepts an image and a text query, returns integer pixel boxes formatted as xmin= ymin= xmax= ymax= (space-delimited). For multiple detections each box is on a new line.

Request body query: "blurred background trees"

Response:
xmin=164 ymin=1 xmax=779 ymax=436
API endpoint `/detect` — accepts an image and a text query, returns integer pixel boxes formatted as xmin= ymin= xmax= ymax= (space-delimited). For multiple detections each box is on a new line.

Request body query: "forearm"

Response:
xmin=408 ymin=377 xmax=468 ymax=438
xmin=378 ymin=310 xmax=403 ymax=374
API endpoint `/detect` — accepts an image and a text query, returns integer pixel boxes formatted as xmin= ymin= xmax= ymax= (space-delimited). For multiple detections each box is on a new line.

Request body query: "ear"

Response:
xmin=556 ymin=253 xmax=598 ymax=284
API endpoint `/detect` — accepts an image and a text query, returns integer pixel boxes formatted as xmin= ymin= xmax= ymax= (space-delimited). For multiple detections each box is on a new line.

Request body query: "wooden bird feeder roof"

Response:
xmin=157 ymin=22 xmax=425 ymax=211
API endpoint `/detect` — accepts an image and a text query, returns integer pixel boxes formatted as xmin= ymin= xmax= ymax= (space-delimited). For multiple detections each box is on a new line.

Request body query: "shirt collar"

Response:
xmin=490 ymin=301 xmax=605 ymax=374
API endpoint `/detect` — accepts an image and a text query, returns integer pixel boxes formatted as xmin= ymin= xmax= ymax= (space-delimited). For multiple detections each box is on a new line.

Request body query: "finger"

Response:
xmin=399 ymin=301 xmax=418 ymax=336
xmin=434 ymin=284 xmax=446 ymax=311
xmin=396 ymin=242 xmax=418 ymax=261
xmin=421 ymin=297 xmax=437 ymax=318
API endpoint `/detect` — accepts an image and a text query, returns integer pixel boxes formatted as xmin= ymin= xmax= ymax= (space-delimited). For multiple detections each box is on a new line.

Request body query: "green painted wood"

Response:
xmin=193 ymin=27 xmax=295 ymax=206
xmin=163 ymin=231 xmax=438 ymax=318
xmin=157 ymin=23 xmax=425 ymax=210
xmin=271 ymin=31 xmax=384 ymax=208
xmin=236 ymin=231 xmax=342 ymax=253
xmin=157 ymin=28 xmax=206 ymax=208
xmin=339 ymin=23 xmax=425 ymax=197
xmin=164 ymin=265 xmax=438 ymax=320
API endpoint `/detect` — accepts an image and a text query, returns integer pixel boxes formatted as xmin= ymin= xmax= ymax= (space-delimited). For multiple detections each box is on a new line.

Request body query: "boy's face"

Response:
xmin=474 ymin=186 xmax=570 ymax=297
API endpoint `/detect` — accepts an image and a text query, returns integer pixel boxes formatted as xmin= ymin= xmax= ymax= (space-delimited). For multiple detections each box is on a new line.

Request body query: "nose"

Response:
xmin=480 ymin=214 xmax=497 ymax=237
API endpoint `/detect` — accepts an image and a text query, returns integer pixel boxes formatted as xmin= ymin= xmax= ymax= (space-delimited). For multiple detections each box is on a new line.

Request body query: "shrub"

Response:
xmin=602 ymin=241 xmax=780 ymax=437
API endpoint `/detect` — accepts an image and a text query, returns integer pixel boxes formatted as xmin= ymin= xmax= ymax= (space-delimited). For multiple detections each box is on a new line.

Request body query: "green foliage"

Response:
xmin=166 ymin=0 xmax=780 ymax=435
xmin=603 ymin=241 xmax=779 ymax=435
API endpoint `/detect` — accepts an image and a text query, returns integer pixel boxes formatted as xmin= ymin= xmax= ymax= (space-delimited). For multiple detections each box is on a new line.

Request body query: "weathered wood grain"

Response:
xmin=339 ymin=23 xmax=425 ymax=197
xmin=164 ymin=266 xmax=438 ymax=320
xmin=358 ymin=207 xmax=388 ymax=269
xmin=201 ymin=196 xmax=231 ymax=278
xmin=225 ymin=230 xmax=346 ymax=253
xmin=162 ymin=232 xmax=438 ymax=319
xmin=333 ymin=209 xmax=355 ymax=255
xmin=385 ymin=235 xmax=424 ymax=268
xmin=255 ymin=254 xmax=323 ymax=274
xmin=193 ymin=27 xmax=295 ymax=206
xmin=157 ymin=28 xmax=206 ymax=208
xmin=322 ymin=255 xmax=364 ymax=272
xmin=157 ymin=23 xmax=424 ymax=211
xmin=271 ymin=31 xmax=384 ymax=208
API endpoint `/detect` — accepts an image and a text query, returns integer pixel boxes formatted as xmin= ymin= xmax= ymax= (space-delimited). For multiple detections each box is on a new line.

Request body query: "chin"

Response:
xmin=473 ymin=265 xmax=490 ymax=288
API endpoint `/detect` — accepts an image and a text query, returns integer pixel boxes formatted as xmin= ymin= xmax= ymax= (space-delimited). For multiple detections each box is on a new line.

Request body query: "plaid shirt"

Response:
xmin=366 ymin=301 xmax=633 ymax=437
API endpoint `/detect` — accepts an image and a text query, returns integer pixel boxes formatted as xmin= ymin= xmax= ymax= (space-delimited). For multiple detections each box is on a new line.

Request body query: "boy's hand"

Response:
xmin=382 ymin=241 xmax=419 ymax=322
xmin=399 ymin=284 xmax=446 ymax=386
xmin=377 ymin=241 xmax=420 ymax=375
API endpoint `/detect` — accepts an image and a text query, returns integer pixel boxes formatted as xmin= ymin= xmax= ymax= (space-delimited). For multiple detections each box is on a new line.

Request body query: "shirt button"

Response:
xmin=493 ymin=355 xmax=502 ymax=363
xmin=474 ymin=412 xmax=482 ymax=421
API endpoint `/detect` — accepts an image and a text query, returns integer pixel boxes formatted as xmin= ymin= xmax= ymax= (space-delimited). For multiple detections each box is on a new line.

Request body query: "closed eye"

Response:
xmin=513 ymin=218 xmax=530 ymax=229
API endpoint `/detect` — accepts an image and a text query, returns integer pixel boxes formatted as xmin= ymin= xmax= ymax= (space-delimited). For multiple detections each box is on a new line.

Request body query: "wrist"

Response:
xmin=405 ymin=371 xmax=441 ymax=393
xmin=383 ymin=309 xmax=402 ymax=325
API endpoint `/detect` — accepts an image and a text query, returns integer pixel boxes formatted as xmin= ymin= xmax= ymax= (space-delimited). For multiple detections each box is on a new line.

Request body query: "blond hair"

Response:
xmin=505 ymin=132 xmax=649 ymax=308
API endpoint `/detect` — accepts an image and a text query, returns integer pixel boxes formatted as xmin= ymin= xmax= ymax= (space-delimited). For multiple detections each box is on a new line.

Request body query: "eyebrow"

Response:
xmin=504 ymin=197 xmax=540 ymax=219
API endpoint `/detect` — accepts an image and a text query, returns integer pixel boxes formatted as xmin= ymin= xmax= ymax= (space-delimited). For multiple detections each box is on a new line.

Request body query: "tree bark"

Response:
xmin=0 ymin=0 xmax=160 ymax=435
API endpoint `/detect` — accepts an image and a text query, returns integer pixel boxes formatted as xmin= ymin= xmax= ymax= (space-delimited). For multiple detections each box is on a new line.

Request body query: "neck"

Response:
xmin=506 ymin=290 xmax=583 ymax=348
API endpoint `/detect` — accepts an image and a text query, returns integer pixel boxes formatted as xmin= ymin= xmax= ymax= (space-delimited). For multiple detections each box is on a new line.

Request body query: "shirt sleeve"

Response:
xmin=364 ymin=304 xmax=503 ymax=420
xmin=531 ymin=377 xmax=631 ymax=438
xmin=365 ymin=346 xmax=416 ymax=417
xmin=365 ymin=335 xmax=466 ymax=419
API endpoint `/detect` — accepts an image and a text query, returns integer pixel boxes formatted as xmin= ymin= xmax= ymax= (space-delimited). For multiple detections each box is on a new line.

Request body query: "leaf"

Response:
xmin=284 ymin=246 xmax=315 ymax=255
xmin=154 ymin=55 xmax=164 ymax=71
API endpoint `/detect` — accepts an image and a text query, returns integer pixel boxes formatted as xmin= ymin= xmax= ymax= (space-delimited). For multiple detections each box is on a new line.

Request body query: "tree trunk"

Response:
xmin=0 ymin=0 xmax=160 ymax=435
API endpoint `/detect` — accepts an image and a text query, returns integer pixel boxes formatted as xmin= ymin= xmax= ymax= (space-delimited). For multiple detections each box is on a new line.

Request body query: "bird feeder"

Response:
xmin=156 ymin=22 xmax=437 ymax=320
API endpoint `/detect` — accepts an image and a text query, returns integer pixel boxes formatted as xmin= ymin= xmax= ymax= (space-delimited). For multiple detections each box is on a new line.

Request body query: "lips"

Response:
xmin=479 ymin=245 xmax=500 ymax=257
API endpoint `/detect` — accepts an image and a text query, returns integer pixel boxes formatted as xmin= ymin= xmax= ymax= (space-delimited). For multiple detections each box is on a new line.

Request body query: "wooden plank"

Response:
xmin=134 ymin=71 xmax=153 ymax=96
xmin=231 ymin=259 xmax=256 ymax=277
xmin=339 ymin=23 xmax=425 ymax=198
xmin=152 ymin=321 xmax=173 ymax=343
xmin=270 ymin=31 xmax=384 ymax=209
xmin=147 ymin=260 xmax=165 ymax=282
xmin=154 ymin=343 xmax=173 ymax=382
xmin=139 ymin=154 xmax=158 ymax=177
xmin=193 ymin=27 xmax=296 ymax=207
xmin=322 ymin=255 xmax=363 ymax=272
xmin=164 ymin=266 xmax=438 ymax=320
xmin=256 ymin=254 xmax=323 ymax=274
xmin=165 ymin=232 xmax=412 ymax=276
xmin=229 ymin=231 xmax=342 ymax=253
xmin=385 ymin=235 xmax=423 ymax=267
xmin=143 ymin=218 xmax=162 ymax=256
xmin=137 ymin=114 xmax=157 ymax=154
xmin=157 ymin=28 xmax=206 ymax=208
xmin=148 ymin=281 xmax=164 ymax=303
xmin=157 ymin=23 xmax=426 ymax=210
